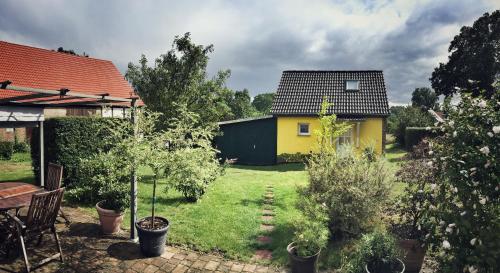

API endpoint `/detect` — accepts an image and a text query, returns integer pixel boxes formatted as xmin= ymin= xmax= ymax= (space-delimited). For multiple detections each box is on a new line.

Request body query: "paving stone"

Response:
xmin=132 ymin=261 xmax=148 ymax=271
xmin=152 ymin=258 xmax=168 ymax=267
xmin=262 ymin=209 xmax=274 ymax=216
xmin=160 ymin=262 xmax=177 ymax=272
xmin=260 ymin=224 xmax=275 ymax=232
xmin=262 ymin=215 xmax=274 ymax=222
xmin=144 ymin=264 xmax=160 ymax=273
xmin=161 ymin=251 xmax=176 ymax=259
xmin=252 ymin=250 xmax=272 ymax=261
xmin=205 ymin=260 xmax=220 ymax=271
xmin=187 ymin=252 xmax=200 ymax=261
xmin=243 ymin=264 xmax=257 ymax=272
xmin=174 ymin=253 xmax=188 ymax=260
xmin=256 ymin=235 xmax=273 ymax=245
xmin=231 ymin=263 xmax=244 ymax=272
xmin=192 ymin=260 xmax=207 ymax=269
xmin=172 ymin=264 xmax=189 ymax=273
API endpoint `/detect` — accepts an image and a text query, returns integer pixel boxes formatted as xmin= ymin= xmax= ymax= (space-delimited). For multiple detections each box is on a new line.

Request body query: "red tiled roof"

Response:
xmin=0 ymin=41 xmax=137 ymax=105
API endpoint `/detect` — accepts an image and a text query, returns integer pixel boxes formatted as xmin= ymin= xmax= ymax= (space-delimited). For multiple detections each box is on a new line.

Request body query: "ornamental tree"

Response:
xmin=420 ymin=89 xmax=499 ymax=272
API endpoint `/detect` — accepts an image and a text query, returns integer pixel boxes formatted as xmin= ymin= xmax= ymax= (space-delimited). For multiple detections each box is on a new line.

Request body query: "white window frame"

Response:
xmin=297 ymin=123 xmax=310 ymax=136
xmin=345 ymin=80 xmax=360 ymax=91
xmin=337 ymin=127 xmax=353 ymax=146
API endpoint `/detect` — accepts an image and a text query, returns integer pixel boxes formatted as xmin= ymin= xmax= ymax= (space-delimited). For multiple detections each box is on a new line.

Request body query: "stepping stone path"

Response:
xmin=252 ymin=185 xmax=275 ymax=262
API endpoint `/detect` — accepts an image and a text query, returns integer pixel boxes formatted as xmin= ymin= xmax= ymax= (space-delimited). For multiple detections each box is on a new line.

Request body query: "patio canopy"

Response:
xmin=0 ymin=82 xmax=140 ymax=240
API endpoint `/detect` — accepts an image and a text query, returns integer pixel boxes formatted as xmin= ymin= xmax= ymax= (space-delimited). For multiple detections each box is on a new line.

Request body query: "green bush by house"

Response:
xmin=0 ymin=141 xmax=14 ymax=160
xmin=30 ymin=117 xmax=129 ymax=185
xmin=404 ymin=127 xmax=438 ymax=150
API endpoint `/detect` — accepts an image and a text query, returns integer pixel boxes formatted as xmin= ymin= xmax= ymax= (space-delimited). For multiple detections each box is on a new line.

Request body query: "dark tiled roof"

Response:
xmin=270 ymin=70 xmax=390 ymax=116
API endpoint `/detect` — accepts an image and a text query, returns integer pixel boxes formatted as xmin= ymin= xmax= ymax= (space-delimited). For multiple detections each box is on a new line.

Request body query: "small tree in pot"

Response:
xmin=391 ymin=140 xmax=436 ymax=273
xmin=288 ymin=196 xmax=329 ymax=273
xmin=344 ymin=231 xmax=405 ymax=273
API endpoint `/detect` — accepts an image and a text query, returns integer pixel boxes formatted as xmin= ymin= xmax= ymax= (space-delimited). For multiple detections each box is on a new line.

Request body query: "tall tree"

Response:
xmin=252 ymin=92 xmax=275 ymax=114
xmin=430 ymin=10 xmax=499 ymax=98
xmin=411 ymin=87 xmax=438 ymax=110
xmin=126 ymin=33 xmax=231 ymax=127
xmin=229 ymin=89 xmax=257 ymax=119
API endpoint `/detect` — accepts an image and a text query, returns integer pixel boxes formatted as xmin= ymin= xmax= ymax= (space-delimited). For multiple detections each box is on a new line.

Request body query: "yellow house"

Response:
xmin=270 ymin=70 xmax=390 ymax=157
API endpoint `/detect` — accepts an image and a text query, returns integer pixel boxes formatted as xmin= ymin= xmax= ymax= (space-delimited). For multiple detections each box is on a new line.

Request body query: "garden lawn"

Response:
xmin=1 ymin=149 xmax=407 ymax=266
xmin=0 ymin=152 xmax=34 ymax=183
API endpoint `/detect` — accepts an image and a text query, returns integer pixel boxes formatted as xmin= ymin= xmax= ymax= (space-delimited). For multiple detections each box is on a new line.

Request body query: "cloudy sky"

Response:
xmin=0 ymin=0 xmax=498 ymax=103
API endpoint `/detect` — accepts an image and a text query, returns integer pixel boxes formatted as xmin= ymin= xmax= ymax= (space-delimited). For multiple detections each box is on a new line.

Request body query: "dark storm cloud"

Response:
xmin=0 ymin=0 xmax=498 ymax=103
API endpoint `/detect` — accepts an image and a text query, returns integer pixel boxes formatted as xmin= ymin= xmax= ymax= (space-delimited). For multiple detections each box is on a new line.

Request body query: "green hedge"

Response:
xmin=404 ymin=127 xmax=439 ymax=150
xmin=0 ymin=141 xmax=14 ymax=160
xmin=30 ymin=117 xmax=129 ymax=186
xmin=277 ymin=153 xmax=311 ymax=163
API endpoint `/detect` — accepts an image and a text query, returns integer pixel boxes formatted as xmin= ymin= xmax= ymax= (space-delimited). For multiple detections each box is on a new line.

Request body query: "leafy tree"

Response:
xmin=252 ymin=93 xmax=275 ymax=114
xmin=388 ymin=106 xmax=434 ymax=146
xmin=126 ymin=33 xmax=232 ymax=127
xmin=411 ymin=87 xmax=438 ymax=110
xmin=430 ymin=11 xmax=499 ymax=99
xmin=228 ymin=89 xmax=258 ymax=119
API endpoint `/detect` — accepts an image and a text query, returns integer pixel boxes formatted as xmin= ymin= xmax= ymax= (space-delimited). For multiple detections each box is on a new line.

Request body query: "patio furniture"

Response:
xmin=45 ymin=163 xmax=70 ymax=225
xmin=6 ymin=188 xmax=65 ymax=273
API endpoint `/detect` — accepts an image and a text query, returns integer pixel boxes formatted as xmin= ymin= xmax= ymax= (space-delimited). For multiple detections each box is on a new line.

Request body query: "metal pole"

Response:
xmin=130 ymin=99 xmax=138 ymax=241
xmin=39 ymin=121 xmax=45 ymax=187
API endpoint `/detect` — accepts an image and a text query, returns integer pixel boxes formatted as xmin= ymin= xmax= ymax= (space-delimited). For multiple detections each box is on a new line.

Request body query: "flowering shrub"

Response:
xmin=420 ymin=92 xmax=499 ymax=272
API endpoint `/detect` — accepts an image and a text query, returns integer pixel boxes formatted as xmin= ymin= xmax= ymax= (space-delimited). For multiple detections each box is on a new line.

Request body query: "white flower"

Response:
xmin=449 ymin=121 xmax=455 ymax=127
xmin=453 ymin=187 xmax=458 ymax=193
xmin=493 ymin=126 xmax=500 ymax=134
xmin=470 ymin=238 xmax=477 ymax=246
xmin=448 ymin=223 xmax=456 ymax=227
xmin=470 ymin=167 xmax=477 ymax=172
xmin=485 ymin=161 xmax=491 ymax=168
xmin=428 ymin=150 xmax=434 ymax=155
xmin=427 ymin=161 xmax=433 ymax=167
xmin=460 ymin=211 xmax=467 ymax=216
xmin=487 ymin=132 xmax=494 ymax=137
xmin=446 ymin=227 xmax=453 ymax=233
xmin=479 ymin=197 xmax=486 ymax=205
xmin=425 ymin=126 xmax=431 ymax=131
xmin=479 ymin=146 xmax=490 ymax=155
xmin=453 ymin=131 xmax=458 ymax=137
xmin=442 ymin=240 xmax=451 ymax=249
xmin=439 ymin=220 xmax=445 ymax=226
xmin=430 ymin=183 xmax=437 ymax=190
xmin=477 ymin=100 xmax=487 ymax=108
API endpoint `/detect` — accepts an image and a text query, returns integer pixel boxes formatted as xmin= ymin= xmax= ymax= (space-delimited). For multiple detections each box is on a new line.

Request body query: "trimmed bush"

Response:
xmin=13 ymin=142 xmax=30 ymax=153
xmin=0 ymin=141 xmax=14 ymax=160
xmin=277 ymin=153 xmax=310 ymax=163
xmin=30 ymin=117 xmax=129 ymax=186
xmin=404 ymin=127 xmax=438 ymax=150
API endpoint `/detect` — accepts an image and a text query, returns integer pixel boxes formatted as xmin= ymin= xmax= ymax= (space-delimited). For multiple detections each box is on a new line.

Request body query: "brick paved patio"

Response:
xmin=0 ymin=207 xmax=286 ymax=273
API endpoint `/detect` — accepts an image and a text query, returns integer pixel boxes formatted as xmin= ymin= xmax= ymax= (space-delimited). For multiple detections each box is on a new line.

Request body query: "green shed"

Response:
xmin=215 ymin=116 xmax=277 ymax=165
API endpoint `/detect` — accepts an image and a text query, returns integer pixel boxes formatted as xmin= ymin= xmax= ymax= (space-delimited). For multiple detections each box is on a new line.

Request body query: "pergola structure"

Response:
xmin=0 ymin=81 xmax=140 ymax=240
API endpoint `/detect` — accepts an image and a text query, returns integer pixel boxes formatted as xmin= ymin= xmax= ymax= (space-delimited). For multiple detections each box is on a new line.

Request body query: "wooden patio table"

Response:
xmin=0 ymin=182 xmax=45 ymax=211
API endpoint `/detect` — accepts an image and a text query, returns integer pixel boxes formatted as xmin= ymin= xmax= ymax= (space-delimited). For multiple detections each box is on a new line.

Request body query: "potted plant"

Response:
xmin=288 ymin=197 xmax=329 ymax=273
xmin=345 ymin=231 xmax=405 ymax=273
xmin=391 ymin=143 xmax=435 ymax=273
xmin=96 ymin=182 xmax=130 ymax=234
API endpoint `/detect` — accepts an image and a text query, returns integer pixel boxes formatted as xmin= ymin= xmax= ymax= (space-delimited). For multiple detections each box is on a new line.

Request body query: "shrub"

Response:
xmin=344 ymin=230 xmax=402 ymax=273
xmin=13 ymin=141 xmax=30 ymax=153
xmin=277 ymin=153 xmax=310 ymax=163
xmin=306 ymin=147 xmax=393 ymax=237
xmin=301 ymin=100 xmax=393 ymax=238
xmin=388 ymin=106 xmax=434 ymax=146
xmin=404 ymin=127 xmax=438 ymax=150
xmin=293 ymin=194 xmax=330 ymax=257
xmin=30 ymin=117 xmax=129 ymax=186
xmin=0 ymin=141 xmax=13 ymax=160
xmin=66 ymin=152 xmax=130 ymax=211
xmin=420 ymin=92 xmax=499 ymax=272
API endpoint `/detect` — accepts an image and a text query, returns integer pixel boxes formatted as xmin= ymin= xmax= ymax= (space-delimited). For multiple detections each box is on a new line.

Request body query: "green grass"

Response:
xmin=384 ymin=143 xmax=407 ymax=197
xmin=0 ymin=152 xmax=34 ymax=183
xmin=0 ymin=147 xmax=408 ymax=266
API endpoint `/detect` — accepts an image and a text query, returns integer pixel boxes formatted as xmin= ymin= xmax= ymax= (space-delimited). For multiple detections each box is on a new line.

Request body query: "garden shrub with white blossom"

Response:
xmin=420 ymin=91 xmax=499 ymax=273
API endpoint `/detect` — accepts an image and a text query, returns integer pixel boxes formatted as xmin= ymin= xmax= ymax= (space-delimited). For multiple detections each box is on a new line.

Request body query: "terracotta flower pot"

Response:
xmin=96 ymin=201 xmax=124 ymax=235
xmin=287 ymin=242 xmax=320 ymax=273
xmin=398 ymin=239 xmax=425 ymax=273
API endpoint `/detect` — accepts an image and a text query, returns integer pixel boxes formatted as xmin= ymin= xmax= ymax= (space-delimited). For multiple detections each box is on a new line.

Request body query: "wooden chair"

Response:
xmin=45 ymin=163 xmax=70 ymax=225
xmin=7 ymin=188 xmax=65 ymax=273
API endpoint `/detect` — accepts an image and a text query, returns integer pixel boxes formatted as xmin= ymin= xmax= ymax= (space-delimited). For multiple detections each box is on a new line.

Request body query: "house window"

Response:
xmin=346 ymin=80 xmax=359 ymax=91
xmin=298 ymin=123 xmax=310 ymax=136
xmin=337 ymin=127 xmax=353 ymax=146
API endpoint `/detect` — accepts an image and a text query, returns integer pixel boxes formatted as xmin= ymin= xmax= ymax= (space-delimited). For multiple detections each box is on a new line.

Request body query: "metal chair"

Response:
xmin=45 ymin=163 xmax=70 ymax=225
xmin=7 ymin=188 xmax=65 ymax=273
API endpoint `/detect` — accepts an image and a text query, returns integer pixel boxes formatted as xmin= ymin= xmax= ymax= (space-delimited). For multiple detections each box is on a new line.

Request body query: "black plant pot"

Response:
xmin=365 ymin=258 xmax=405 ymax=273
xmin=287 ymin=242 xmax=320 ymax=273
xmin=135 ymin=216 xmax=170 ymax=257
